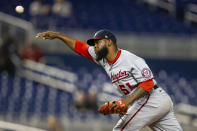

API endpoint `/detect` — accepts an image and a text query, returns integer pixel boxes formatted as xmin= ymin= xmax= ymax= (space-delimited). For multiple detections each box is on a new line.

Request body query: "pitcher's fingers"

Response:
xmin=36 ymin=35 xmax=46 ymax=40
xmin=36 ymin=33 xmax=44 ymax=38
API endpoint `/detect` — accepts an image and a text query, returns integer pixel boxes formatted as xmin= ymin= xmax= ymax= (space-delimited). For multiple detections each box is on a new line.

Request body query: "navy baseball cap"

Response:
xmin=87 ymin=30 xmax=117 ymax=46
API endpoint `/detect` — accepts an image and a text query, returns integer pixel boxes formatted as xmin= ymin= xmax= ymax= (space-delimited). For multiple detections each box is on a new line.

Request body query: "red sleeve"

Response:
xmin=138 ymin=79 xmax=154 ymax=92
xmin=74 ymin=40 xmax=93 ymax=61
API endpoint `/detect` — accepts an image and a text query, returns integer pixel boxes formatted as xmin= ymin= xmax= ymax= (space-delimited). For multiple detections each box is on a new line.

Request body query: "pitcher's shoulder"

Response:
xmin=121 ymin=49 xmax=142 ymax=60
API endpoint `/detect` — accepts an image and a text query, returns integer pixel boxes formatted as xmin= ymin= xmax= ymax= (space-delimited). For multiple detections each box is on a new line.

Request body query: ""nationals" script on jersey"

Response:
xmin=111 ymin=70 xmax=131 ymax=83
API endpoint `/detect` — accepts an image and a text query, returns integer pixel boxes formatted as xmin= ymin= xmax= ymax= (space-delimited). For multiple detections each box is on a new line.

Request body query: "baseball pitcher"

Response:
xmin=36 ymin=30 xmax=182 ymax=131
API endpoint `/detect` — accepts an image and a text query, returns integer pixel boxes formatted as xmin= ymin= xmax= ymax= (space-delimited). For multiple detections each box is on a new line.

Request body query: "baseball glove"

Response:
xmin=98 ymin=99 xmax=128 ymax=115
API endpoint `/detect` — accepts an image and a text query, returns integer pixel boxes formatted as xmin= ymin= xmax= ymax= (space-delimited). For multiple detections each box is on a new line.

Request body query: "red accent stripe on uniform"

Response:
xmin=108 ymin=49 xmax=121 ymax=65
xmin=121 ymin=95 xmax=150 ymax=131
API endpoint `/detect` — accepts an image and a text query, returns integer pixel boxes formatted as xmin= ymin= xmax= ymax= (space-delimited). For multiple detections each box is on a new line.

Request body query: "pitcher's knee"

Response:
xmin=113 ymin=126 xmax=120 ymax=131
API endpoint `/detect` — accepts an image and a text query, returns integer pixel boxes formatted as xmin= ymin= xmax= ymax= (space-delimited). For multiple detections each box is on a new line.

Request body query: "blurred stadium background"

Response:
xmin=0 ymin=0 xmax=197 ymax=131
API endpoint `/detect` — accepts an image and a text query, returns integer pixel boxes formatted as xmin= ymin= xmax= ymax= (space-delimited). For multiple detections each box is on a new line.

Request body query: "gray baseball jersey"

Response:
xmin=88 ymin=47 xmax=154 ymax=96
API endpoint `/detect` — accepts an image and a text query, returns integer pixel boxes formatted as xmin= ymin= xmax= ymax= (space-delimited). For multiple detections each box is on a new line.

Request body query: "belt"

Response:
xmin=153 ymin=85 xmax=159 ymax=89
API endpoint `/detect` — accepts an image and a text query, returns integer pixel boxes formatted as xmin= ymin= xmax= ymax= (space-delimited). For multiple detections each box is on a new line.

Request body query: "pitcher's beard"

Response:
xmin=96 ymin=46 xmax=108 ymax=61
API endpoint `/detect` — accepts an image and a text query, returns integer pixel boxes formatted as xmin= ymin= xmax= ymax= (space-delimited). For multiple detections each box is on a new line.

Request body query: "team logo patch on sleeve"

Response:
xmin=141 ymin=68 xmax=151 ymax=78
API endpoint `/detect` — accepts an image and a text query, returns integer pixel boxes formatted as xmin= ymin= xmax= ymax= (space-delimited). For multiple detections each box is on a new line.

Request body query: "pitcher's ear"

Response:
xmin=107 ymin=39 xmax=113 ymax=47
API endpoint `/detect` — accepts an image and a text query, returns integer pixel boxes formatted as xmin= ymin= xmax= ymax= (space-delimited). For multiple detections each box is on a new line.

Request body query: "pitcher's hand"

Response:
xmin=36 ymin=31 xmax=60 ymax=40
xmin=98 ymin=99 xmax=128 ymax=115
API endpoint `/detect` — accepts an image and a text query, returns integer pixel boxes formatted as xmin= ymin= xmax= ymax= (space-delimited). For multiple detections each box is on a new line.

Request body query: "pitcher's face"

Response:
xmin=94 ymin=39 xmax=109 ymax=61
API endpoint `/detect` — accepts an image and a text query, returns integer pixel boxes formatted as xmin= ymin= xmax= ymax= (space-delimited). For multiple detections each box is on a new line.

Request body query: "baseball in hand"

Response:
xmin=15 ymin=5 xmax=24 ymax=14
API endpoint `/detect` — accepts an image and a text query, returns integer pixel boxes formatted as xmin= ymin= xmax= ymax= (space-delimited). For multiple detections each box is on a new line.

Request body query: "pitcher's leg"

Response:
xmin=150 ymin=109 xmax=182 ymax=131
xmin=113 ymin=88 xmax=173 ymax=131
xmin=113 ymin=95 xmax=164 ymax=131
xmin=113 ymin=96 xmax=150 ymax=131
